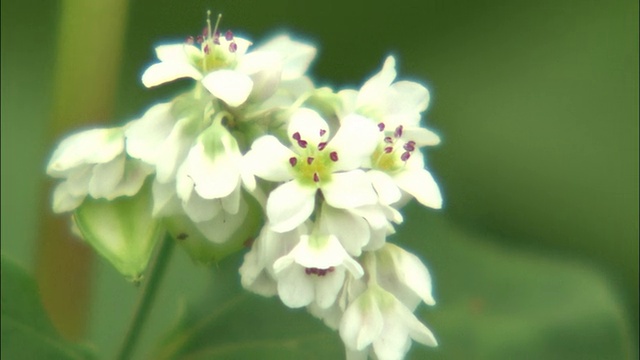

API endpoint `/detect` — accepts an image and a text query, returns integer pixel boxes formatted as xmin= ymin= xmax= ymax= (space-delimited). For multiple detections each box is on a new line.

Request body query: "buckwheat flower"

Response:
xmin=47 ymin=127 xmax=152 ymax=213
xmin=367 ymin=126 xmax=443 ymax=209
xmin=339 ymin=284 xmax=437 ymax=360
xmin=142 ymin=14 xmax=316 ymax=107
xmin=273 ymin=232 xmax=364 ymax=309
xmin=244 ymin=108 xmax=380 ymax=232
xmin=365 ymin=243 xmax=436 ymax=310
xmin=239 ymin=223 xmax=304 ymax=297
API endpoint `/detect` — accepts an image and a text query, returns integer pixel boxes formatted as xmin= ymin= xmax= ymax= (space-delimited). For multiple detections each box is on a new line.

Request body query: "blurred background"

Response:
xmin=2 ymin=0 xmax=638 ymax=359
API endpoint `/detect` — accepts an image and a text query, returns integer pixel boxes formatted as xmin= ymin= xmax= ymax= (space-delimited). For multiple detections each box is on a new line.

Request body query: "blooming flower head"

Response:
xmin=142 ymin=12 xmax=316 ymax=108
xmin=245 ymin=107 xmax=381 ymax=232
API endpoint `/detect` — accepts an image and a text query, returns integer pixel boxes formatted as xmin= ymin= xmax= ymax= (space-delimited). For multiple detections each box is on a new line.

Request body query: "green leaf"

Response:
xmin=150 ymin=210 xmax=634 ymax=360
xmin=74 ymin=183 xmax=162 ymax=281
xmin=1 ymin=254 xmax=93 ymax=359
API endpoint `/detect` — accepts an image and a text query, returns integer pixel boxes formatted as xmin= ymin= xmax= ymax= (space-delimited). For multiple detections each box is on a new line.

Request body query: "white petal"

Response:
xmin=194 ymin=195 xmax=248 ymax=244
xmin=185 ymin=142 xmax=240 ymax=199
xmin=276 ymin=265 xmax=315 ymax=308
xmin=253 ymin=34 xmax=316 ymax=80
xmin=329 ymin=114 xmax=380 ymax=171
xmin=230 ymin=37 xmax=253 ymax=57
xmin=389 ymin=244 xmax=435 ymax=306
xmin=340 ymin=294 xmax=384 ymax=350
xmin=267 ymin=181 xmax=316 ymax=233
xmin=221 ymin=183 xmax=241 ymax=214
xmin=88 ymin=154 xmax=125 ymax=199
xmin=390 ymin=80 xmax=430 ymax=114
xmin=182 ymin=192 xmax=222 ymax=223
xmin=65 ymin=165 xmax=92 ymax=197
xmin=52 ymin=182 xmax=84 ymax=213
xmin=141 ymin=62 xmax=202 ymax=88
xmin=320 ymin=204 xmax=370 ymax=257
xmin=47 ymin=128 xmax=124 ymax=176
xmin=125 ymin=102 xmax=175 ymax=164
xmin=109 ymin=160 xmax=153 ymax=198
xmin=237 ymin=50 xmax=283 ymax=101
xmin=287 ymin=108 xmax=329 ymax=147
xmin=395 ymin=300 xmax=438 ymax=347
xmin=394 ymin=169 xmax=442 ymax=209
xmin=403 ymin=127 xmax=440 ymax=147
xmin=244 ymin=135 xmax=296 ymax=182
xmin=202 ymin=70 xmax=253 ymax=107
xmin=315 ymin=267 xmax=346 ymax=308
xmin=155 ymin=116 xmax=198 ymax=183
xmin=358 ymin=56 xmax=397 ymax=108
xmin=322 ymin=170 xmax=377 ymax=210
xmin=367 ymin=170 xmax=402 ymax=205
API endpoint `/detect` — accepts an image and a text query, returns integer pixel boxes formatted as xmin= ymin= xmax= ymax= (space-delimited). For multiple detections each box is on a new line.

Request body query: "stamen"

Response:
xmin=319 ymin=129 xmax=326 ymax=136
xmin=378 ymin=122 xmax=385 ymax=131
xmin=330 ymin=151 xmax=338 ymax=162
xmin=403 ymin=141 xmax=416 ymax=152
xmin=186 ymin=36 xmax=194 ymax=44
xmin=229 ymin=42 xmax=237 ymax=53
xmin=401 ymin=152 xmax=411 ymax=161
xmin=225 ymin=30 xmax=234 ymax=40
xmin=384 ymin=136 xmax=393 ymax=143
xmin=289 ymin=157 xmax=297 ymax=167
xmin=318 ymin=142 xmax=327 ymax=151
xmin=292 ymin=132 xmax=301 ymax=141
xmin=394 ymin=125 xmax=403 ymax=138
xmin=297 ymin=140 xmax=308 ymax=148
xmin=204 ymin=44 xmax=210 ymax=54
xmin=384 ymin=146 xmax=393 ymax=153
xmin=313 ymin=173 xmax=320 ymax=182
xmin=307 ymin=157 xmax=314 ymax=164
xmin=196 ymin=35 xmax=204 ymax=44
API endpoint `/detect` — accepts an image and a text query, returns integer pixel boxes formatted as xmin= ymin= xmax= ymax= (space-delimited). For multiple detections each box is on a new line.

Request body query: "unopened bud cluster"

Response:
xmin=46 ymin=13 xmax=442 ymax=360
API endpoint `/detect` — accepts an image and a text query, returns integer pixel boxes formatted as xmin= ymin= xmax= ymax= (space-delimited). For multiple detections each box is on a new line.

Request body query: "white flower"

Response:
xmin=367 ymin=132 xmax=442 ymax=209
xmin=273 ymin=233 xmax=364 ymax=309
xmin=245 ymin=108 xmax=380 ymax=232
xmin=142 ymin=22 xmax=316 ymax=107
xmin=366 ymin=244 xmax=436 ymax=310
xmin=47 ymin=127 xmax=152 ymax=213
xmin=239 ymin=223 xmax=303 ymax=297
xmin=339 ymin=285 xmax=437 ymax=360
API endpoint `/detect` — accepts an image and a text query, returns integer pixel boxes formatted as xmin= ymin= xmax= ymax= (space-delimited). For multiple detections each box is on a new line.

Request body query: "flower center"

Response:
xmin=371 ymin=124 xmax=416 ymax=173
xmin=186 ymin=11 xmax=238 ymax=73
xmin=305 ymin=267 xmax=335 ymax=276
xmin=288 ymin=130 xmax=339 ymax=186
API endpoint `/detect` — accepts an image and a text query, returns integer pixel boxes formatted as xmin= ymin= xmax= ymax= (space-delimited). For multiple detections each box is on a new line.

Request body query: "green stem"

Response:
xmin=116 ymin=234 xmax=175 ymax=360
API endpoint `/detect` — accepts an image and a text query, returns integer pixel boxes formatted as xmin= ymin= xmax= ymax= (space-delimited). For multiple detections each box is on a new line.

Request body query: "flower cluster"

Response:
xmin=47 ymin=13 xmax=442 ymax=360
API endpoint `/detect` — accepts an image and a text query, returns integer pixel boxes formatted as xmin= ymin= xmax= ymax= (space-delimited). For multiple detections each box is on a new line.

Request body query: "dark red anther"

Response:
xmin=305 ymin=268 xmax=312 ymax=275
xmin=202 ymin=26 xmax=209 ymax=37
xmin=384 ymin=146 xmax=393 ymax=153
xmin=403 ymin=141 xmax=416 ymax=152
xmin=394 ymin=125 xmax=403 ymax=138
xmin=378 ymin=122 xmax=385 ymax=131
xmin=229 ymin=42 xmax=237 ymax=53
xmin=292 ymin=132 xmax=301 ymax=141
xmin=225 ymin=30 xmax=234 ymax=40
xmin=401 ymin=151 xmax=411 ymax=161
xmin=204 ymin=44 xmax=210 ymax=54
xmin=289 ymin=157 xmax=297 ymax=167
xmin=313 ymin=173 xmax=320 ymax=182
xmin=186 ymin=36 xmax=195 ymax=44
xmin=319 ymin=129 xmax=326 ymax=136
xmin=307 ymin=157 xmax=314 ymax=164
xmin=330 ymin=151 xmax=338 ymax=162
xmin=213 ymin=31 xmax=220 ymax=45
xmin=384 ymin=136 xmax=393 ymax=143
xmin=297 ymin=140 xmax=308 ymax=148
xmin=318 ymin=142 xmax=327 ymax=151
xmin=196 ymin=35 xmax=204 ymax=44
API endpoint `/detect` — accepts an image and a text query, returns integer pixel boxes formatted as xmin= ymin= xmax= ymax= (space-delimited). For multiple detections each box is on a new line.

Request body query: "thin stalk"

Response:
xmin=117 ymin=234 xmax=175 ymax=360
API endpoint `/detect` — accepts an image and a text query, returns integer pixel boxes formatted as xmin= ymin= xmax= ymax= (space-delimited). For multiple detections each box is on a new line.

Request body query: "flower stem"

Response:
xmin=116 ymin=233 xmax=175 ymax=360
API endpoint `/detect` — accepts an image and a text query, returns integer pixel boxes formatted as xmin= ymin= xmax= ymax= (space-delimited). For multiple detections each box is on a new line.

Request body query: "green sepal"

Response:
xmin=73 ymin=182 xmax=162 ymax=281
xmin=163 ymin=193 xmax=263 ymax=265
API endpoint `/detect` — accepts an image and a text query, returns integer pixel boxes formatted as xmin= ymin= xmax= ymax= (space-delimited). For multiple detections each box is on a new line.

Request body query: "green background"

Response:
xmin=2 ymin=0 xmax=638 ymax=359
